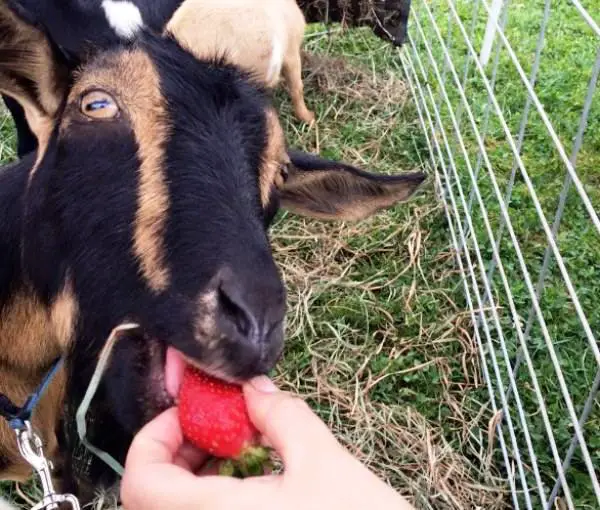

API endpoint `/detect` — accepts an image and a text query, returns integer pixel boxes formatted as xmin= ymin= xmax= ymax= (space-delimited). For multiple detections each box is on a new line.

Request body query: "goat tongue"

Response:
xmin=165 ymin=347 xmax=187 ymax=399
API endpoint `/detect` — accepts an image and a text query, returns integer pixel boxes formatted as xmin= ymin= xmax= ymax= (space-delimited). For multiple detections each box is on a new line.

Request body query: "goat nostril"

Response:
xmin=218 ymin=285 xmax=251 ymax=338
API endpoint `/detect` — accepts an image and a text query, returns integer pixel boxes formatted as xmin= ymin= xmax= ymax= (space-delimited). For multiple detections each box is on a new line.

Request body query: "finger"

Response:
xmin=179 ymin=476 xmax=276 ymax=510
xmin=121 ymin=463 xmax=200 ymax=510
xmin=125 ymin=408 xmax=184 ymax=467
xmin=128 ymin=408 xmax=208 ymax=472
xmin=123 ymin=472 xmax=276 ymax=510
xmin=243 ymin=377 xmax=339 ymax=470
xmin=173 ymin=441 xmax=210 ymax=472
xmin=122 ymin=408 xmax=200 ymax=509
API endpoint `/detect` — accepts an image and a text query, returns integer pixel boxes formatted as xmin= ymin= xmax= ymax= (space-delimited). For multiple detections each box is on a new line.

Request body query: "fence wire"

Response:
xmin=399 ymin=0 xmax=600 ymax=508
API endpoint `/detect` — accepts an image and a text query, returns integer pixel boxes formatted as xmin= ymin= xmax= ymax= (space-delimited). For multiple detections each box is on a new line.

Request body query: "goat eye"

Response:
xmin=80 ymin=90 xmax=119 ymax=120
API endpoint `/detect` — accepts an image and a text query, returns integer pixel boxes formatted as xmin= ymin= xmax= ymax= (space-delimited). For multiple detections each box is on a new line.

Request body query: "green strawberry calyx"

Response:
xmin=218 ymin=445 xmax=273 ymax=478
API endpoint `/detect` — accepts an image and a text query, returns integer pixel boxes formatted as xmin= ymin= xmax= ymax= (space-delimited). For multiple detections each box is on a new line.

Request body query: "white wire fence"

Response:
xmin=399 ymin=0 xmax=599 ymax=508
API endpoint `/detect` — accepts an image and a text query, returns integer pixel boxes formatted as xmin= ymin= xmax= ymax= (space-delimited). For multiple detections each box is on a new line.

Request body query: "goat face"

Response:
xmin=22 ymin=40 xmax=291 ymax=425
xmin=0 ymin=0 xmax=425 ymax=493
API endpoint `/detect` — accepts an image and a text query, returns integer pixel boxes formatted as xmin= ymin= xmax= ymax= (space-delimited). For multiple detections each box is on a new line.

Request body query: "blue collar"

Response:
xmin=0 ymin=357 xmax=64 ymax=430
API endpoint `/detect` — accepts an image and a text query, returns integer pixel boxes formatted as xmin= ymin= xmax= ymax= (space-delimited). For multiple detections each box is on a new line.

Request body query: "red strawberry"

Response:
xmin=178 ymin=366 xmax=271 ymax=477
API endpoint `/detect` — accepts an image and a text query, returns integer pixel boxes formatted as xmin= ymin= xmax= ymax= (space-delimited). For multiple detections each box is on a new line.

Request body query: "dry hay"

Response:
xmin=302 ymin=51 xmax=409 ymax=105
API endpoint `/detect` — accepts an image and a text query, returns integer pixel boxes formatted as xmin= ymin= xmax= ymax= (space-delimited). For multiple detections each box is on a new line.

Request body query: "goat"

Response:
xmin=166 ymin=0 xmax=315 ymax=124
xmin=2 ymin=0 xmax=313 ymax=159
xmin=298 ymin=0 xmax=412 ymax=48
xmin=0 ymin=0 xmax=425 ymax=504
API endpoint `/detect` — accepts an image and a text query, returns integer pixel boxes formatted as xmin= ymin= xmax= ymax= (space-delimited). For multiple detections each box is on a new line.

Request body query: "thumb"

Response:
xmin=243 ymin=377 xmax=340 ymax=469
xmin=122 ymin=408 xmax=203 ymax=509
xmin=125 ymin=407 xmax=185 ymax=467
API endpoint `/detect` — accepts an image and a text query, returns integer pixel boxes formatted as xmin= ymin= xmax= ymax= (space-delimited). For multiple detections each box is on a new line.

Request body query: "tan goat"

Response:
xmin=167 ymin=0 xmax=315 ymax=124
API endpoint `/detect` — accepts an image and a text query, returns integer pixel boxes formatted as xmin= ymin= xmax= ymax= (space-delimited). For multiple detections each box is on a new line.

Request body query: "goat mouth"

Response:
xmin=163 ymin=346 xmax=238 ymax=402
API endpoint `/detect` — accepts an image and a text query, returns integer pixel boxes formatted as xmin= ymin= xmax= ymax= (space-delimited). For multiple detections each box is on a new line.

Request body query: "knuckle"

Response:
xmin=272 ymin=393 xmax=311 ymax=420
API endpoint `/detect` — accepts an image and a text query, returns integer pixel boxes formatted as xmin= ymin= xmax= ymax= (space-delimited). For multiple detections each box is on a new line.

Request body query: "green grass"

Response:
xmin=0 ymin=105 xmax=17 ymax=163
xmin=2 ymin=2 xmax=598 ymax=507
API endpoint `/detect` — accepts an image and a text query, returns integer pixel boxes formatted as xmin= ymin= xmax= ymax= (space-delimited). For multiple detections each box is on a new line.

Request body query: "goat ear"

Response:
xmin=0 ymin=1 xmax=67 ymax=147
xmin=280 ymin=150 xmax=426 ymax=221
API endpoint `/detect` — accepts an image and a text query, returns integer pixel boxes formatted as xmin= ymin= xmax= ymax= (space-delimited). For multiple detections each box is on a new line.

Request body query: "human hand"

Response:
xmin=121 ymin=376 xmax=415 ymax=510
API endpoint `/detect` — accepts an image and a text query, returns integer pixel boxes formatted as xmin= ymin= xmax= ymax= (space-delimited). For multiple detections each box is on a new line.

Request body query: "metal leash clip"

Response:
xmin=15 ymin=421 xmax=81 ymax=510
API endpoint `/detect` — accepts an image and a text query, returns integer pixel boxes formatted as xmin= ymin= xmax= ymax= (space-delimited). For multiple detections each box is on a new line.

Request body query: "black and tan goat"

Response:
xmin=0 ymin=0 xmax=425 ymax=503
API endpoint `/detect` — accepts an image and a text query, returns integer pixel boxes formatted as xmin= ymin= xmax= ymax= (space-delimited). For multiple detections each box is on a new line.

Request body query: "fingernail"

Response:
xmin=250 ymin=375 xmax=278 ymax=394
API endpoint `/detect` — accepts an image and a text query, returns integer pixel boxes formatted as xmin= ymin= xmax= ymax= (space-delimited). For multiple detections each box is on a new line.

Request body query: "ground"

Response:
xmin=2 ymin=2 xmax=599 ymax=507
